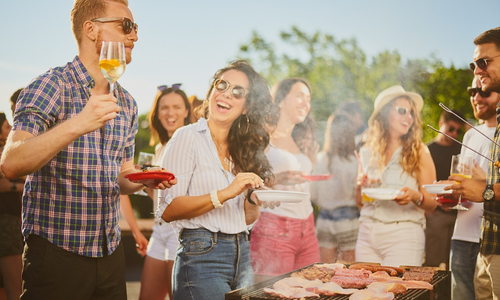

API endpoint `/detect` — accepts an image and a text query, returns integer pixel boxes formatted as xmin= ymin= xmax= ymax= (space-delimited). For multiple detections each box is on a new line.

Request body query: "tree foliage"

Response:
xmin=237 ymin=26 xmax=474 ymax=145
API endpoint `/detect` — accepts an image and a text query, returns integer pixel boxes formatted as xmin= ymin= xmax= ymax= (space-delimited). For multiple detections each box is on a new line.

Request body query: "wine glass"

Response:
xmin=99 ymin=41 xmax=126 ymax=97
xmin=137 ymin=152 xmax=154 ymax=170
xmin=449 ymin=154 xmax=473 ymax=210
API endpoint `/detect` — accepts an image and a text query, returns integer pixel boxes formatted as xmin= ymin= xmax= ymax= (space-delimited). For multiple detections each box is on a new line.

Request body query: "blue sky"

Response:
xmin=1 ymin=0 xmax=499 ymax=123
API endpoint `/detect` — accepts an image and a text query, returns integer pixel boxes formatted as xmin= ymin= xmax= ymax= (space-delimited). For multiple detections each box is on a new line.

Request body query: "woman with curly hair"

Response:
xmin=355 ymin=85 xmax=437 ymax=267
xmin=157 ymin=60 xmax=274 ymax=300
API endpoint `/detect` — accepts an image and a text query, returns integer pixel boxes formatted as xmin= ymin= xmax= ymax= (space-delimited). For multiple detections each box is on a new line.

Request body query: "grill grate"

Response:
xmin=226 ymin=268 xmax=450 ymax=300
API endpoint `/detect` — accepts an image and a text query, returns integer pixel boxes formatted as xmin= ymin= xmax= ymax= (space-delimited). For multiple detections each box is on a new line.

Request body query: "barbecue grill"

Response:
xmin=225 ymin=264 xmax=450 ymax=300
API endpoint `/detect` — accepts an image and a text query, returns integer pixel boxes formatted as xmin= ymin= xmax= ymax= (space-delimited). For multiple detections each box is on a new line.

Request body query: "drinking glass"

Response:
xmin=138 ymin=152 xmax=154 ymax=170
xmin=99 ymin=41 xmax=126 ymax=96
xmin=449 ymin=154 xmax=473 ymax=210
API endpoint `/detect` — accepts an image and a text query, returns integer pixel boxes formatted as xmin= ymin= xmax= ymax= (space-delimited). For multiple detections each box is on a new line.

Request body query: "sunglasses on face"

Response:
xmin=213 ymin=78 xmax=249 ymax=100
xmin=467 ymin=86 xmax=492 ymax=98
xmin=469 ymin=54 xmax=500 ymax=72
xmin=446 ymin=125 xmax=462 ymax=135
xmin=393 ymin=106 xmax=414 ymax=117
xmin=158 ymin=83 xmax=182 ymax=91
xmin=91 ymin=17 xmax=138 ymax=34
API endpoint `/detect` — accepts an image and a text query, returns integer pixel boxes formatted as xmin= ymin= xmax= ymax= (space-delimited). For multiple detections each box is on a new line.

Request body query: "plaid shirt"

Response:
xmin=13 ymin=56 xmax=138 ymax=257
xmin=483 ymin=106 xmax=500 ymax=255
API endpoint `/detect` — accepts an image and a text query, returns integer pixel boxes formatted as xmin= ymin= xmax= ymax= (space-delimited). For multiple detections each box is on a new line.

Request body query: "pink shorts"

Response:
xmin=250 ymin=212 xmax=320 ymax=276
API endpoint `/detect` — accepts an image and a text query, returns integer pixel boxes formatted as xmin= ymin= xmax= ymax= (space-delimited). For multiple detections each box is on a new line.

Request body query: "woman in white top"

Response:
xmin=355 ymin=85 xmax=436 ymax=267
xmin=250 ymin=78 xmax=320 ymax=283
xmin=139 ymin=84 xmax=192 ymax=300
xmin=157 ymin=60 xmax=274 ymax=300
xmin=311 ymin=113 xmax=359 ymax=263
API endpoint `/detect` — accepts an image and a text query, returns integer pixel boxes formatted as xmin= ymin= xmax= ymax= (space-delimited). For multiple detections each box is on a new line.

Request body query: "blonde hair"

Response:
xmin=365 ymin=96 xmax=423 ymax=181
xmin=71 ymin=0 xmax=128 ymax=46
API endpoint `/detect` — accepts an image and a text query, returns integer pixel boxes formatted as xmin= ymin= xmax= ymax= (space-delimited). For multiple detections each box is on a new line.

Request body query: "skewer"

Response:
xmin=439 ymin=102 xmax=500 ymax=148
xmin=427 ymin=124 xmax=500 ymax=168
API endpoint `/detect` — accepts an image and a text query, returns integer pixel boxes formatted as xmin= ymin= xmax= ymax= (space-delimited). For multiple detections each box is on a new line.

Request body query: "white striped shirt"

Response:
xmin=155 ymin=118 xmax=249 ymax=234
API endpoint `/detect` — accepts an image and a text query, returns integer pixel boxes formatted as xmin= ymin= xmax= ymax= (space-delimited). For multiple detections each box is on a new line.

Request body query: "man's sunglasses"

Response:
xmin=393 ymin=106 xmax=414 ymax=116
xmin=469 ymin=54 xmax=500 ymax=72
xmin=467 ymin=87 xmax=492 ymax=98
xmin=91 ymin=17 xmax=138 ymax=34
xmin=158 ymin=83 xmax=182 ymax=91
xmin=213 ymin=78 xmax=249 ymax=100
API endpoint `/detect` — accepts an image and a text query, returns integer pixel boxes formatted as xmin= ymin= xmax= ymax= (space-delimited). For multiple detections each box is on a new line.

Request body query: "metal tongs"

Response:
xmin=427 ymin=103 xmax=500 ymax=169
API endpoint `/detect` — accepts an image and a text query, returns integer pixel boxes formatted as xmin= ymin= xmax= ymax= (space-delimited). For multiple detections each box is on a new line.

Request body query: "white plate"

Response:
xmin=362 ymin=188 xmax=403 ymax=200
xmin=422 ymin=184 xmax=452 ymax=194
xmin=253 ymin=190 xmax=308 ymax=203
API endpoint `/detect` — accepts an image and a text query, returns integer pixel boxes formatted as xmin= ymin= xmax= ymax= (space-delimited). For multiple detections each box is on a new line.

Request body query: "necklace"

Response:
xmin=211 ymin=132 xmax=231 ymax=167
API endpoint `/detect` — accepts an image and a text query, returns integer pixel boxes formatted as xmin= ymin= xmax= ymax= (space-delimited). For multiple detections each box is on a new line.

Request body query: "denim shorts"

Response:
xmin=172 ymin=228 xmax=252 ymax=300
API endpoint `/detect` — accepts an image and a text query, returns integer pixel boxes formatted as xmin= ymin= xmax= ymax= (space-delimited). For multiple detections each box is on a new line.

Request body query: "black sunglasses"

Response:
xmin=467 ymin=87 xmax=492 ymax=98
xmin=393 ymin=106 xmax=414 ymax=116
xmin=469 ymin=54 xmax=500 ymax=72
xmin=91 ymin=17 xmax=138 ymax=34
xmin=158 ymin=83 xmax=182 ymax=91
xmin=213 ymin=78 xmax=249 ymax=100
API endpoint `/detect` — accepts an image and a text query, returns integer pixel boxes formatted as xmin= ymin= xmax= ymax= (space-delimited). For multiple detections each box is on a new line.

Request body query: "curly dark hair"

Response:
xmin=203 ymin=60 xmax=274 ymax=179
xmin=148 ymin=87 xmax=191 ymax=146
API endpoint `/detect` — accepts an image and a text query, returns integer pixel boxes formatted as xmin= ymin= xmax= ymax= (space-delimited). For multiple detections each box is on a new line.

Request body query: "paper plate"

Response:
xmin=125 ymin=171 xmax=175 ymax=185
xmin=362 ymin=188 xmax=403 ymax=200
xmin=253 ymin=190 xmax=308 ymax=203
xmin=302 ymin=174 xmax=334 ymax=181
xmin=422 ymin=184 xmax=452 ymax=194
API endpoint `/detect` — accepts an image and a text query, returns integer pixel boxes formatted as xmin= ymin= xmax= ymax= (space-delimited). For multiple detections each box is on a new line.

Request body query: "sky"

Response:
xmin=1 ymin=0 xmax=499 ymax=124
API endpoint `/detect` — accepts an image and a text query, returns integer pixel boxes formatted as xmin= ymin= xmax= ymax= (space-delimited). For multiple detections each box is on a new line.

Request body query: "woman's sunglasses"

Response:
xmin=393 ymin=106 xmax=414 ymax=117
xmin=467 ymin=87 xmax=491 ymax=98
xmin=213 ymin=79 xmax=249 ymax=100
xmin=158 ymin=83 xmax=182 ymax=91
xmin=469 ymin=54 xmax=500 ymax=72
xmin=91 ymin=17 xmax=138 ymax=34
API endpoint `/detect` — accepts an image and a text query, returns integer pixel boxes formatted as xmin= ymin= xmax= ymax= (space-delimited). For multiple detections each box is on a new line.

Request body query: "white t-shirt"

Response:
xmin=310 ymin=152 xmax=358 ymax=210
xmin=451 ymin=124 xmax=496 ymax=243
xmin=264 ymin=143 xmax=313 ymax=219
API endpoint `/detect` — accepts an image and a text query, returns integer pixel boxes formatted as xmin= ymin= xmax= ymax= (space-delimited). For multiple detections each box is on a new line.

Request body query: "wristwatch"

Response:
xmin=483 ymin=184 xmax=495 ymax=201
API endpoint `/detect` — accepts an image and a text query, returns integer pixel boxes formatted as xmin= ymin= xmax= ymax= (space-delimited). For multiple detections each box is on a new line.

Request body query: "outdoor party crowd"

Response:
xmin=0 ymin=0 xmax=499 ymax=300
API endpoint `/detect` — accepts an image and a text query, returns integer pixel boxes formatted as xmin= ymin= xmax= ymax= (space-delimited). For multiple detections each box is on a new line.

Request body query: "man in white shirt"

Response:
xmin=450 ymin=76 xmax=500 ymax=300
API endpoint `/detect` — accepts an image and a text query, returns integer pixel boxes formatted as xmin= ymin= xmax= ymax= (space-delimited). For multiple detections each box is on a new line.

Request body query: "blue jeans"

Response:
xmin=450 ymin=240 xmax=479 ymax=300
xmin=172 ymin=228 xmax=253 ymax=300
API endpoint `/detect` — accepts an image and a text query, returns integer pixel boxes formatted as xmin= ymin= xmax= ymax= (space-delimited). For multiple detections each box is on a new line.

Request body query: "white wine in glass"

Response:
xmin=449 ymin=154 xmax=473 ymax=211
xmin=99 ymin=41 xmax=126 ymax=95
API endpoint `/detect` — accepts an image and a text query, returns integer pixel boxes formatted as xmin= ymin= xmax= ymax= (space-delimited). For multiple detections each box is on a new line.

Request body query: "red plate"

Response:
xmin=125 ymin=171 xmax=175 ymax=185
xmin=302 ymin=174 xmax=334 ymax=181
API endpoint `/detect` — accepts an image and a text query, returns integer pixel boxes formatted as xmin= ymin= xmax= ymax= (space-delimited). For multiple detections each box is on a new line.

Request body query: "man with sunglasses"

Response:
xmin=447 ymin=27 xmax=500 ymax=300
xmin=449 ymin=77 xmax=500 ymax=300
xmin=0 ymin=1 xmax=175 ymax=299
xmin=425 ymin=110 xmax=464 ymax=270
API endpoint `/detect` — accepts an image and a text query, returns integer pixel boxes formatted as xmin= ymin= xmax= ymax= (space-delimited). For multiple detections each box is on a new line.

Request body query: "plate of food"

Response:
xmin=253 ymin=190 xmax=308 ymax=203
xmin=301 ymin=174 xmax=334 ymax=181
xmin=422 ymin=184 xmax=452 ymax=194
xmin=125 ymin=169 xmax=175 ymax=185
xmin=362 ymin=188 xmax=403 ymax=200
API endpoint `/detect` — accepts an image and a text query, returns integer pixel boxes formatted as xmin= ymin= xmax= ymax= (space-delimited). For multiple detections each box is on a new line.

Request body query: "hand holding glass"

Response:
xmin=449 ymin=154 xmax=472 ymax=210
xmin=99 ymin=41 xmax=126 ymax=96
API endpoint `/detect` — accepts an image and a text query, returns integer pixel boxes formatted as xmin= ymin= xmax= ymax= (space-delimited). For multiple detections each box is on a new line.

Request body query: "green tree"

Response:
xmin=238 ymin=26 xmax=473 ymax=146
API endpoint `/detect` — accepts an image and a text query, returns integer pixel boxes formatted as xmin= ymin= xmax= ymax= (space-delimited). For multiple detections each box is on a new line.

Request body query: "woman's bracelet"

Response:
xmin=415 ymin=193 xmax=424 ymax=206
xmin=210 ymin=190 xmax=224 ymax=208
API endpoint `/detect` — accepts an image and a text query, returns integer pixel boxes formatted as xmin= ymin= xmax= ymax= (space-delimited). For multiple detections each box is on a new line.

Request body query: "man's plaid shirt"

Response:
xmin=13 ymin=56 xmax=138 ymax=257
xmin=483 ymin=106 xmax=500 ymax=255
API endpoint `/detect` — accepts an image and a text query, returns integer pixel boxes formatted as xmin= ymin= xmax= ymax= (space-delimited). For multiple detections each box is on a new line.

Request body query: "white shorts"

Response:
xmin=355 ymin=218 xmax=425 ymax=266
xmin=146 ymin=221 xmax=179 ymax=261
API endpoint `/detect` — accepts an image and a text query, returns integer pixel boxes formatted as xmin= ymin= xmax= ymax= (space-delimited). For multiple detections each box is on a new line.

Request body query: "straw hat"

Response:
xmin=368 ymin=85 xmax=423 ymax=124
